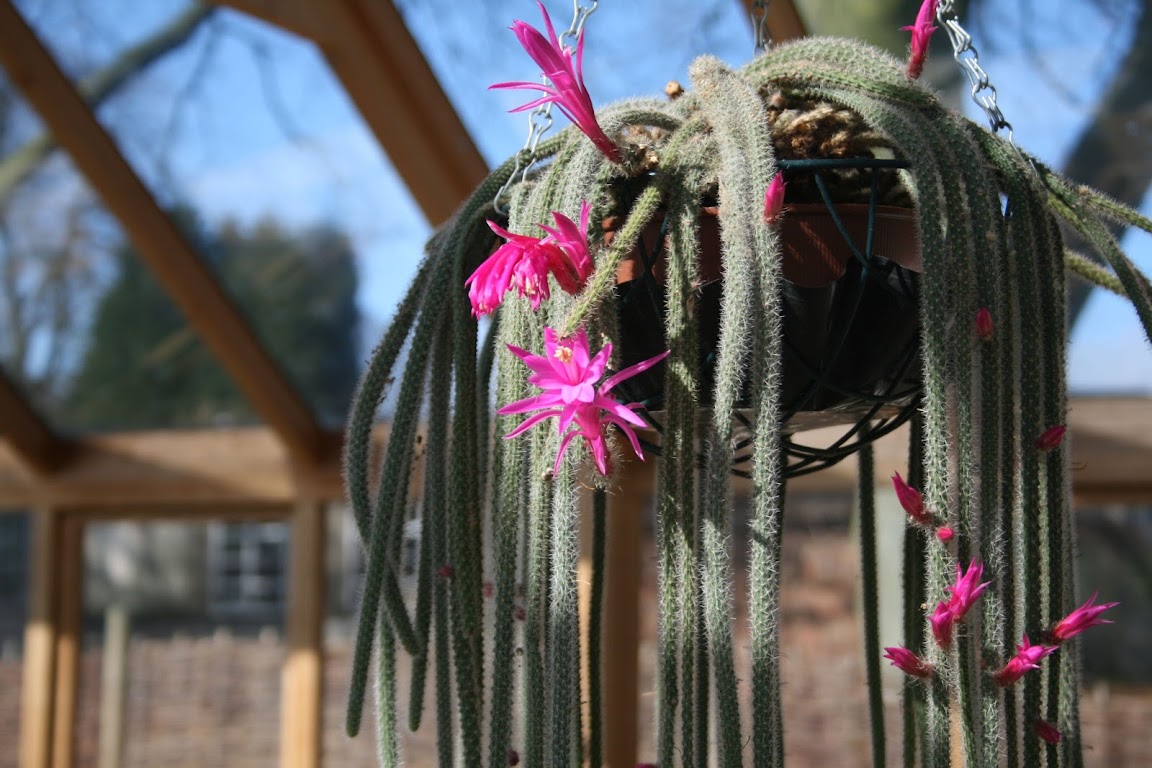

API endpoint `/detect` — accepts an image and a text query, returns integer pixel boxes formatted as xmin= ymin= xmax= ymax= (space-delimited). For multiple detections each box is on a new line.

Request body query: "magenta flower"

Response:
xmin=490 ymin=2 xmax=622 ymax=162
xmin=930 ymin=559 xmax=990 ymax=647
xmin=883 ymin=646 xmax=935 ymax=678
xmin=930 ymin=602 xmax=955 ymax=648
xmin=1032 ymin=719 xmax=1063 ymax=744
xmin=993 ymin=635 xmax=1058 ymax=687
xmin=976 ymin=307 xmax=993 ymax=342
xmin=1034 ymin=425 xmax=1067 ymax=451
xmin=763 ymin=173 xmax=787 ymax=224
xmin=901 ymin=0 xmax=938 ymax=79
xmin=465 ymin=205 xmax=593 ymax=317
xmin=892 ymin=471 xmax=930 ymax=525
xmin=935 ymin=526 xmax=955 ymax=543
xmin=499 ymin=326 xmax=668 ymax=475
xmin=1049 ymin=592 xmax=1118 ymax=643
xmin=537 ymin=200 xmax=593 ymax=292
xmin=946 ymin=559 xmax=991 ymax=619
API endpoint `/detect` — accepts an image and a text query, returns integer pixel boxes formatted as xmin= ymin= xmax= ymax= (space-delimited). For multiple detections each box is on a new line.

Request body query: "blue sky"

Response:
xmin=19 ymin=0 xmax=1152 ymax=394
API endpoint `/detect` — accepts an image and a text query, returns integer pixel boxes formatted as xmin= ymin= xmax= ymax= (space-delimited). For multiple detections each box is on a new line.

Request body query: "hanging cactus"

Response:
xmin=342 ymin=29 xmax=1147 ymax=768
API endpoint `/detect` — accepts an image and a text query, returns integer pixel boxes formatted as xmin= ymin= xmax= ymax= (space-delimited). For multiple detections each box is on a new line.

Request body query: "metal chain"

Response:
xmin=750 ymin=0 xmax=771 ymax=54
xmin=935 ymin=0 xmax=1016 ymax=143
xmin=493 ymin=1 xmax=600 ymax=214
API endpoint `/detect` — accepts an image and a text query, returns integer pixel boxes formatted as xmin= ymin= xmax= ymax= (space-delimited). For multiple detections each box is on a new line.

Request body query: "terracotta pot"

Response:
xmin=607 ymin=204 xmax=922 ymax=425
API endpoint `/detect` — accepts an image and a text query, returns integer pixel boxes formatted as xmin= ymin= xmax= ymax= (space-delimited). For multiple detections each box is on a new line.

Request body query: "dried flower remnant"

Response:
xmin=1032 ymin=719 xmax=1063 ymax=744
xmin=976 ymin=307 xmax=993 ymax=341
xmin=1034 ymin=425 xmax=1067 ymax=451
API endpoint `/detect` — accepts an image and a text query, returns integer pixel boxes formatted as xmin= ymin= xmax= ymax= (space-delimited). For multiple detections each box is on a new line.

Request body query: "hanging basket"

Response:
xmin=607 ymin=157 xmax=923 ymax=477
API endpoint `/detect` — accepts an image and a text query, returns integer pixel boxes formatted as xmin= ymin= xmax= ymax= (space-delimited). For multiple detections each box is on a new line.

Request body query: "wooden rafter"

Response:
xmin=740 ymin=0 xmax=808 ymax=42
xmin=0 ymin=366 xmax=69 ymax=474
xmin=209 ymin=0 xmax=489 ymax=226
xmin=0 ymin=0 xmax=331 ymax=465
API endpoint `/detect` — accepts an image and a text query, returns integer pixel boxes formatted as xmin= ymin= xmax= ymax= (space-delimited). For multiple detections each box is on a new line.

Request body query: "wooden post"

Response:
xmin=602 ymin=458 xmax=655 ymax=768
xmin=280 ymin=500 xmax=326 ymax=768
xmin=97 ymin=604 xmax=129 ymax=768
xmin=51 ymin=515 xmax=83 ymax=768
xmin=20 ymin=507 xmax=61 ymax=768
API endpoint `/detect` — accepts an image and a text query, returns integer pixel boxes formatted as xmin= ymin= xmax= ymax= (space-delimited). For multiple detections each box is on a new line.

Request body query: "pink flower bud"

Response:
xmin=935 ymin=526 xmax=955 ymax=543
xmin=1034 ymin=425 xmax=1067 ymax=451
xmin=993 ymin=635 xmax=1058 ymax=687
xmin=508 ymin=749 xmax=521 ymax=766
xmin=891 ymin=471 xmax=931 ymax=525
xmin=1050 ymin=592 xmax=1117 ymax=643
xmin=930 ymin=602 xmax=954 ymax=648
xmin=1032 ymin=719 xmax=1062 ymax=744
xmin=437 ymin=565 xmax=454 ymax=579
xmin=763 ymin=173 xmax=787 ymax=224
xmin=514 ymin=605 xmax=526 ymax=622
xmin=883 ymin=646 xmax=935 ymax=678
xmin=901 ymin=0 xmax=939 ymax=79
xmin=976 ymin=307 xmax=993 ymax=342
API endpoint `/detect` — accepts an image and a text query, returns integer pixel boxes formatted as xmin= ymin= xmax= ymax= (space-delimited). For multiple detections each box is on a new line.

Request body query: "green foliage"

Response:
xmin=64 ymin=210 xmax=361 ymax=430
xmin=344 ymin=35 xmax=1152 ymax=768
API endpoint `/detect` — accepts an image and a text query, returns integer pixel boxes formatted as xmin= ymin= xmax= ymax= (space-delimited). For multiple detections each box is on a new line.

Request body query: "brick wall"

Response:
xmin=3 ymin=524 xmax=1149 ymax=766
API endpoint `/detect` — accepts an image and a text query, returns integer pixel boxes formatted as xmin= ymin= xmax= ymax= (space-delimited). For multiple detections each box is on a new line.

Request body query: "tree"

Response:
xmin=0 ymin=3 xmax=216 ymax=407
xmin=64 ymin=210 xmax=361 ymax=430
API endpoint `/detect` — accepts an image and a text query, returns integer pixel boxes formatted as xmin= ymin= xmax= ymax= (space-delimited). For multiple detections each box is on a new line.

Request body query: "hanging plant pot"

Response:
xmin=608 ymin=190 xmax=923 ymax=434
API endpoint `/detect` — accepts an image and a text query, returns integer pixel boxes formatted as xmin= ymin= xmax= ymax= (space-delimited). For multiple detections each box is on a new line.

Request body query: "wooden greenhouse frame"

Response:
xmin=1 ymin=2 xmax=1151 ymax=767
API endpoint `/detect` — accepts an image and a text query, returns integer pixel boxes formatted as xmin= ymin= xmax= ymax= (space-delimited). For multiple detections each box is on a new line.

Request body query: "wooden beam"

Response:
xmin=212 ymin=0 xmax=488 ymax=224
xmin=0 ymin=367 xmax=69 ymax=474
xmin=280 ymin=499 xmax=326 ymax=768
xmin=20 ymin=507 xmax=61 ymax=768
xmin=203 ymin=0 xmax=315 ymax=39
xmin=313 ymin=0 xmax=489 ymax=225
xmin=0 ymin=1 xmax=328 ymax=466
xmin=741 ymin=0 xmax=808 ymax=43
xmin=0 ymin=426 xmax=351 ymax=508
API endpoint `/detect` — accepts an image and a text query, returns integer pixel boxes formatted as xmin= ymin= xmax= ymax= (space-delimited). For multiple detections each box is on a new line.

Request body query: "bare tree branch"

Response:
xmin=0 ymin=2 xmax=215 ymax=202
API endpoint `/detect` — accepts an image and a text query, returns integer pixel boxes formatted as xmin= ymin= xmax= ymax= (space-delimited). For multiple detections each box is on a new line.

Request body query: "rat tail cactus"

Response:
xmin=342 ymin=20 xmax=1149 ymax=768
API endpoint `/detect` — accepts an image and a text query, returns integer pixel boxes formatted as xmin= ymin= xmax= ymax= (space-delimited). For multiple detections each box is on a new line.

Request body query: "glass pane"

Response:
xmin=0 ymin=511 xmax=29 ymax=768
xmin=74 ymin=519 xmax=287 ymax=767
xmin=0 ymin=76 xmax=255 ymax=434
xmin=19 ymin=3 xmax=413 ymax=428
xmin=323 ymin=502 xmax=438 ymax=764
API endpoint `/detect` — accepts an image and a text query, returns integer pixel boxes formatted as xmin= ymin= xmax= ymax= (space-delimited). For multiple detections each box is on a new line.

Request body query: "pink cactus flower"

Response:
xmin=892 ymin=471 xmax=931 ymax=525
xmin=946 ymin=559 xmax=991 ymax=619
xmin=1032 ymin=719 xmax=1063 ymax=744
xmin=1049 ymin=592 xmax=1118 ymax=643
xmin=763 ymin=173 xmax=787 ymax=224
xmin=902 ymin=0 xmax=939 ymax=79
xmin=1034 ymin=425 xmax=1067 ymax=451
xmin=465 ymin=204 xmax=593 ymax=317
xmin=993 ymin=635 xmax=1058 ymax=687
xmin=935 ymin=526 xmax=955 ymax=543
xmin=490 ymin=2 xmax=622 ymax=162
xmin=499 ymin=326 xmax=668 ymax=475
xmin=930 ymin=559 xmax=990 ymax=647
xmin=883 ymin=646 xmax=935 ymax=678
xmin=976 ymin=307 xmax=993 ymax=342
xmin=930 ymin=602 xmax=955 ymax=648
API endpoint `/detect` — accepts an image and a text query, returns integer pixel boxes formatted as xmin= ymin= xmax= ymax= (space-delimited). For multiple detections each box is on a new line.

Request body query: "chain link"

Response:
xmin=750 ymin=0 xmax=771 ymax=54
xmin=935 ymin=0 xmax=1015 ymax=142
xmin=493 ymin=1 xmax=600 ymax=214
